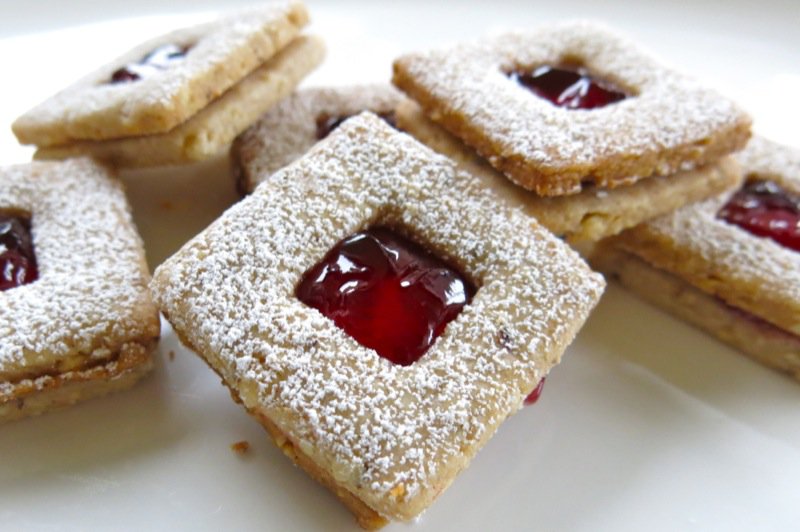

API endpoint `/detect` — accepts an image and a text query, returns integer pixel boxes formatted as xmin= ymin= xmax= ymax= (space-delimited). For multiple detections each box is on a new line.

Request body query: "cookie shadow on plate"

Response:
xmin=120 ymin=154 xmax=240 ymax=271
xmin=581 ymin=283 xmax=800 ymax=411
xmin=0 ymin=345 xmax=185 ymax=489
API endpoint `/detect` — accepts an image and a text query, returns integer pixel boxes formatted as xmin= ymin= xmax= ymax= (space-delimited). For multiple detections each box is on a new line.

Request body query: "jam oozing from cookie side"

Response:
xmin=509 ymin=65 xmax=628 ymax=110
xmin=110 ymin=44 xmax=189 ymax=83
xmin=718 ymin=179 xmax=800 ymax=252
xmin=0 ymin=213 xmax=38 ymax=291
xmin=296 ymin=227 xmax=475 ymax=366
xmin=315 ymin=111 xmax=398 ymax=140
xmin=524 ymin=378 xmax=546 ymax=405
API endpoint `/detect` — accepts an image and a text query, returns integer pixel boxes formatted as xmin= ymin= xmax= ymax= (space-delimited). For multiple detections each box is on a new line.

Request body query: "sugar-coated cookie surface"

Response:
xmin=151 ymin=113 xmax=604 ymax=523
xmin=13 ymin=1 xmax=309 ymax=146
xmin=607 ymin=137 xmax=800 ymax=336
xmin=396 ymin=98 xmax=742 ymax=241
xmin=34 ymin=35 xmax=325 ymax=167
xmin=0 ymin=158 xmax=160 ymax=422
xmin=393 ymin=21 xmax=751 ymax=196
xmin=233 ymin=84 xmax=403 ymax=193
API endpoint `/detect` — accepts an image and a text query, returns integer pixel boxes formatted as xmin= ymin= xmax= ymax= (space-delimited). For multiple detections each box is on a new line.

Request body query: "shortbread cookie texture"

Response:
xmin=13 ymin=1 xmax=310 ymax=145
xmin=396 ymin=98 xmax=742 ymax=242
xmin=393 ymin=22 xmax=751 ymax=196
xmin=35 ymin=35 xmax=325 ymax=167
xmin=152 ymin=113 xmax=604 ymax=526
xmin=0 ymin=158 xmax=160 ymax=423
xmin=232 ymin=84 xmax=403 ymax=194
xmin=594 ymin=137 xmax=800 ymax=378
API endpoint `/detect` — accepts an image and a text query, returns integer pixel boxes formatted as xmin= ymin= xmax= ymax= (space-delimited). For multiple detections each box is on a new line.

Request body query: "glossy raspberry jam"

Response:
xmin=0 ymin=213 xmax=38 ymax=291
xmin=718 ymin=179 xmax=800 ymax=252
xmin=509 ymin=65 xmax=627 ymax=110
xmin=296 ymin=227 xmax=475 ymax=365
xmin=315 ymin=111 xmax=398 ymax=140
xmin=111 ymin=43 xmax=188 ymax=83
xmin=524 ymin=378 xmax=546 ymax=405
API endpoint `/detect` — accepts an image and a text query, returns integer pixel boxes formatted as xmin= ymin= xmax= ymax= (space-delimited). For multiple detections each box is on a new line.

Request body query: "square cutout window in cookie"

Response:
xmin=151 ymin=112 xmax=604 ymax=525
xmin=393 ymin=22 xmax=751 ymax=196
xmin=717 ymin=176 xmax=800 ymax=252
xmin=296 ymin=225 xmax=476 ymax=366
xmin=0 ymin=158 xmax=160 ymax=423
xmin=0 ymin=210 xmax=38 ymax=291
xmin=109 ymin=43 xmax=193 ymax=84
xmin=505 ymin=62 xmax=629 ymax=110
xmin=12 ymin=2 xmax=311 ymax=146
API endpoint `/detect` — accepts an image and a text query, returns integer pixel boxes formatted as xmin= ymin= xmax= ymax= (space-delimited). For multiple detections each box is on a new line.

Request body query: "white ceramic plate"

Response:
xmin=1 ymin=2 xmax=799 ymax=530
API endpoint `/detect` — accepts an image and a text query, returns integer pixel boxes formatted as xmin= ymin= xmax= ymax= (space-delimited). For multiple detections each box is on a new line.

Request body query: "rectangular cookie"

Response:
xmin=593 ymin=137 xmax=800 ymax=378
xmin=151 ymin=112 xmax=604 ymax=526
xmin=1 ymin=158 xmax=160 ymax=422
xmin=13 ymin=2 xmax=310 ymax=145
xmin=393 ymin=22 xmax=751 ymax=196
xmin=395 ymin=98 xmax=742 ymax=242
xmin=34 ymin=35 xmax=325 ymax=167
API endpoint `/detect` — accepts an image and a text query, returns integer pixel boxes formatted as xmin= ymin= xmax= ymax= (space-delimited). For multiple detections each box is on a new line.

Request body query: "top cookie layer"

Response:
xmin=0 ymin=158 xmax=159 ymax=387
xmin=610 ymin=137 xmax=800 ymax=335
xmin=152 ymin=113 xmax=604 ymax=520
xmin=393 ymin=21 xmax=752 ymax=196
xmin=395 ymin=98 xmax=742 ymax=242
xmin=12 ymin=1 xmax=309 ymax=146
xmin=233 ymin=84 xmax=403 ymax=193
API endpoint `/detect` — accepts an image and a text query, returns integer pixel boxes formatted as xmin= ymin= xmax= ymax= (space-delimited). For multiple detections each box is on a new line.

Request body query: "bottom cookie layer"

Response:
xmin=396 ymin=99 xmax=742 ymax=242
xmin=254 ymin=410 xmax=389 ymax=530
xmin=165 ymin=319 xmax=390 ymax=529
xmin=0 ymin=341 xmax=156 ymax=423
xmin=591 ymin=245 xmax=800 ymax=380
xmin=34 ymin=35 xmax=325 ymax=167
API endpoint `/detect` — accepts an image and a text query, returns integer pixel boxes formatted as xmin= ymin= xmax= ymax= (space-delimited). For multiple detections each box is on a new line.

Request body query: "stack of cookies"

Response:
xmin=11 ymin=1 xmax=324 ymax=167
xmin=391 ymin=22 xmax=752 ymax=242
xmin=0 ymin=158 xmax=160 ymax=422
xmin=592 ymin=137 xmax=800 ymax=378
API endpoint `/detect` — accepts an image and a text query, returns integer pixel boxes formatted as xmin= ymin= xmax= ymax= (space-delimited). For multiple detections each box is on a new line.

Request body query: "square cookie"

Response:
xmin=593 ymin=137 xmax=800 ymax=379
xmin=232 ymin=84 xmax=403 ymax=194
xmin=1 ymin=158 xmax=160 ymax=422
xmin=393 ymin=22 xmax=751 ymax=196
xmin=14 ymin=1 xmax=310 ymax=145
xmin=34 ymin=35 xmax=325 ymax=167
xmin=396 ymin=98 xmax=742 ymax=242
xmin=151 ymin=113 xmax=604 ymax=526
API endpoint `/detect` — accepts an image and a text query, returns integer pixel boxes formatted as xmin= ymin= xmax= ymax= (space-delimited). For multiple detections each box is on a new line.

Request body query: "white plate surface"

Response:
xmin=0 ymin=1 xmax=799 ymax=531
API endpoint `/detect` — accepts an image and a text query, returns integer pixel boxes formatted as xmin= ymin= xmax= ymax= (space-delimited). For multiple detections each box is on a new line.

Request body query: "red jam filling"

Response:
xmin=718 ymin=179 xmax=800 ymax=252
xmin=0 ymin=213 xmax=38 ymax=291
xmin=296 ymin=227 xmax=475 ymax=366
xmin=111 ymin=43 xmax=188 ymax=84
xmin=524 ymin=378 xmax=546 ymax=405
xmin=509 ymin=65 xmax=627 ymax=110
xmin=315 ymin=111 xmax=398 ymax=140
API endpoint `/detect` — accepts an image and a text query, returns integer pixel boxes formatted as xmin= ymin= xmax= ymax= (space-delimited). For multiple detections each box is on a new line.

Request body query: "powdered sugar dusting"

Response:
xmin=13 ymin=1 xmax=309 ymax=145
xmin=152 ymin=113 xmax=604 ymax=520
xmin=393 ymin=21 xmax=751 ymax=196
xmin=0 ymin=158 xmax=159 ymax=391
xmin=234 ymin=84 xmax=404 ymax=192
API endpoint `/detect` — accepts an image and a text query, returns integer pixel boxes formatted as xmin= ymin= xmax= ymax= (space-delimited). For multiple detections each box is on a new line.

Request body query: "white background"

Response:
xmin=0 ymin=1 xmax=799 ymax=531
